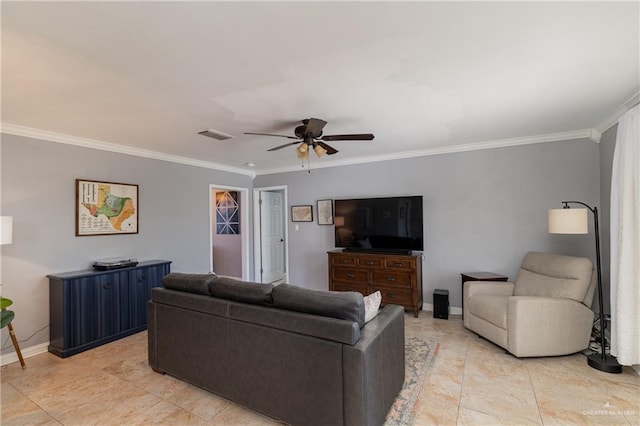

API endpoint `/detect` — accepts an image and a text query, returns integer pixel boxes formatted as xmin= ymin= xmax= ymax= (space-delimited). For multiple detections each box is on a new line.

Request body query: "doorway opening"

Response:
xmin=253 ymin=186 xmax=289 ymax=284
xmin=209 ymin=184 xmax=250 ymax=280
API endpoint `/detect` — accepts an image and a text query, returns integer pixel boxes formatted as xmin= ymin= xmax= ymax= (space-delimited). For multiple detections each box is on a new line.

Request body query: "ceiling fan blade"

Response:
xmin=317 ymin=141 xmax=338 ymax=155
xmin=244 ymin=132 xmax=299 ymax=140
xmin=267 ymin=141 xmax=302 ymax=151
xmin=320 ymin=133 xmax=375 ymax=141
xmin=304 ymin=118 xmax=328 ymax=136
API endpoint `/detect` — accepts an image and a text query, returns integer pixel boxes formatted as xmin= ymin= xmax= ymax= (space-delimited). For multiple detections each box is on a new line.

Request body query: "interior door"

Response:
xmin=259 ymin=191 xmax=286 ymax=284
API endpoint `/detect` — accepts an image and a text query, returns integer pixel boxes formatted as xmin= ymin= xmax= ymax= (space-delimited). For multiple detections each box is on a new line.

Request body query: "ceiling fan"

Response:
xmin=244 ymin=118 xmax=374 ymax=160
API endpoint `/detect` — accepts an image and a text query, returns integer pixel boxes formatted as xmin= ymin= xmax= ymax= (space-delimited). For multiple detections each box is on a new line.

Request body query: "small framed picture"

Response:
xmin=317 ymin=199 xmax=334 ymax=225
xmin=291 ymin=205 xmax=313 ymax=222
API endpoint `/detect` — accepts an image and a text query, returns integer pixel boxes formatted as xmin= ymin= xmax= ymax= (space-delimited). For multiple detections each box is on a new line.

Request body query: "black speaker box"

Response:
xmin=433 ymin=289 xmax=449 ymax=319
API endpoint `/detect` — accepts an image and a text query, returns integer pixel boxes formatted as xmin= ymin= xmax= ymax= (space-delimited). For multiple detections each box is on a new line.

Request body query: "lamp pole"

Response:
xmin=560 ymin=201 xmax=622 ymax=373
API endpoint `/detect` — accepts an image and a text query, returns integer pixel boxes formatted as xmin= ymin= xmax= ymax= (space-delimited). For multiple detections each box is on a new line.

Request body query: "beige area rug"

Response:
xmin=385 ymin=336 xmax=439 ymax=426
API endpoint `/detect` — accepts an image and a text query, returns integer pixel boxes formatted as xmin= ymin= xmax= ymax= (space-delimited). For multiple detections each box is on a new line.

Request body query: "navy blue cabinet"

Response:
xmin=48 ymin=260 xmax=171 ymax=357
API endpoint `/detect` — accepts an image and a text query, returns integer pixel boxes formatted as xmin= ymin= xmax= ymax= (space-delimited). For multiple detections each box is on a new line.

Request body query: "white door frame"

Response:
xmin=209 ymin=184 xmax=250 ymax=280
xmin=253 ymin=185 xmax=289 ymax=283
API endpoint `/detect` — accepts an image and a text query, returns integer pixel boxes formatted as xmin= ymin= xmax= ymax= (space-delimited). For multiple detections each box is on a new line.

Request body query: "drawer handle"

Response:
xmin=386 ymin=276 xmax=396 ymax=282
xmin=393 ymin=263 xmax=403 ymax=267
xmin=387 ymin=293 xmax=396 ymax=298
xmin=365 ymin=261 xmax=374 ymax=265
xmin=102 ymin=282 xmax=111 ymax=290
xmin=340 ymin=259 xmax=349 ymax=264
xmin=347 ymin=273 xmax=355 ymax=278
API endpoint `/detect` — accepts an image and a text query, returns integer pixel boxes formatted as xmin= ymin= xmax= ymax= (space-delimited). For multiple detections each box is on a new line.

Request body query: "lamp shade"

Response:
xmin=313 ymin=144 xmax=327 ymax=158
xmin=548 ymin=208 xmax=588 ymax=234
xmin=1 ymin=216 xmax=13 ymax=245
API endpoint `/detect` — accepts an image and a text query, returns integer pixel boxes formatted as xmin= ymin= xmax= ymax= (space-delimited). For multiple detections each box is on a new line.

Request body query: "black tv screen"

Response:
xmin=334 ymin=196 xmax=423 ymax=253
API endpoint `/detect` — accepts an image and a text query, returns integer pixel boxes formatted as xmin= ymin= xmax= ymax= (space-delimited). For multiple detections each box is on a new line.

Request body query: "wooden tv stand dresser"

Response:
xmin=327 ymin=249 xmax=423 ymax=317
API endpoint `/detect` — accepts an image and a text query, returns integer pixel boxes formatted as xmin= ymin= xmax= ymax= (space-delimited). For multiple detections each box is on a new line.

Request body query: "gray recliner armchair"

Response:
xmin=463 ymin=252 xmax=596 ymax=357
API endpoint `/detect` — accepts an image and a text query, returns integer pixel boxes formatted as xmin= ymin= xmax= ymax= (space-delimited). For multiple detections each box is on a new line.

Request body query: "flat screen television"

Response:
xmin=334 ymin=196 xmax=423 ymax=253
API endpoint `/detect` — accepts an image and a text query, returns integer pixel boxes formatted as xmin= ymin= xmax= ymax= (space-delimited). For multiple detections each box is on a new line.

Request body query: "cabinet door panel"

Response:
xmin=99 ymin=273 xmax=122 ymax=337
xmin=68 ymin=277 xmax=100 ymax=347
xmin=118 ymin=273 xmax=133 ymax=331
xmin=129 ymin=264 xmax=169 ymax=328
xmin=129 ymin=269 xmax=151 ymax=328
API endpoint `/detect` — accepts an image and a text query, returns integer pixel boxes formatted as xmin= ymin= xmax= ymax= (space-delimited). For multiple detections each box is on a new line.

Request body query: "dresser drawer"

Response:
xmin=369 ymin=285 xmax=412 ymax=307
xmin=333 ymin=267 xmax=368 ymax=283
xmin=331 ymin=281 xmax=368 ymax=295
xmin=332 ymin=255 xmax=356 ymax=266
xmin=384 ymin=258 xmax=414 ymax=270
xmin=357 ymin=257 xmax=383 ymax=268
xmin=372 ymin=270 xmax=411 ymax=287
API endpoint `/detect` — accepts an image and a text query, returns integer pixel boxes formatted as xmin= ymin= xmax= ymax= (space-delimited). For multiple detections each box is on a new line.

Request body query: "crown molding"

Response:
xmin=255 ymin=128 xmax=599 ymax=176
xmin=596 ymin=91 xmax=640 ymax=134
xmin=0 ymin=123 xmax=254 ymax=177
xmin=1 ymin=123 xmax=598 ymax=179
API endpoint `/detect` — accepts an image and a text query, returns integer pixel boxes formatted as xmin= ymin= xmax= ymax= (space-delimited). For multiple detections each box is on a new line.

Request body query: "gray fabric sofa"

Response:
xmin=147 ymin=274 xmax=405 ymax=426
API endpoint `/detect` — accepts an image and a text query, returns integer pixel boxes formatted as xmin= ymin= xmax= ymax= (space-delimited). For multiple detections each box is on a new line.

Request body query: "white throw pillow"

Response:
xmin=364 ymin=291 xmax=382 ymax=323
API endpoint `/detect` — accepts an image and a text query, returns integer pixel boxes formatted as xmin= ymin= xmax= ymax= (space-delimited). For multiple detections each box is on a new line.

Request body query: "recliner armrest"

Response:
xmin=507 ymin=296 xmax=593 ymax=357
xmin=463 ymin=281 xmax=514 ymax=328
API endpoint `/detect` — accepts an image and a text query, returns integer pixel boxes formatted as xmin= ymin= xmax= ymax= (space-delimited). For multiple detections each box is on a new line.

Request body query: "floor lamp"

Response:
xmin=1 ymin=216 xmax=26 ymax=368
xmin=548 ymin=202 xmax=622 ymax=374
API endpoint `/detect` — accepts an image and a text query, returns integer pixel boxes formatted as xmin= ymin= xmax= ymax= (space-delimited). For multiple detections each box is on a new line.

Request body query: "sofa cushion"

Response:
xmin=514 ymin=252 xmax=593 ymax=303
xmin=162 ymin=272 xmax=216 ymax=296
xmin=209 ymin=276 xmax=274 ymax=306
xmin=272 ymin=284 xmax=366 ymax=327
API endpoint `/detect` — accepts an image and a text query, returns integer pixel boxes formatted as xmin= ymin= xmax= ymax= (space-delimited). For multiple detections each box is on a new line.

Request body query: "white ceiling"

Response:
xmin=2 ymin=1 xmax=638 ymax=175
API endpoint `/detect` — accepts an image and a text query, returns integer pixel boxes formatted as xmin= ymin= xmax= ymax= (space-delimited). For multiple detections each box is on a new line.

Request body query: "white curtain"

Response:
xmin=610 ymin=104 xmax=640 ymax=366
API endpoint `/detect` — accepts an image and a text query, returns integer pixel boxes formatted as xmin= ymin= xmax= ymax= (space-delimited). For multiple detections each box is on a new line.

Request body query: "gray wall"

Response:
xmin=598 ymin=124 xmax=618 ymax=315
xmin=0 ymin=134 xmax=252 ymax=354
xmin=255 ymin=139 xmax=601 ymax=310
xmin=0 ymin=133 xmax=605 ymax=355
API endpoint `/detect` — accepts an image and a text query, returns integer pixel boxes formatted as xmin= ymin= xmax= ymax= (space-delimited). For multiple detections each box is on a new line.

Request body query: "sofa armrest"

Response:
xmin=463 ymin=281 xmax=514 ymax=328
xmin=507 ymin=296 xmax=594 ymax=357
xmin=343 ymin=304 xmax=405 ymax=426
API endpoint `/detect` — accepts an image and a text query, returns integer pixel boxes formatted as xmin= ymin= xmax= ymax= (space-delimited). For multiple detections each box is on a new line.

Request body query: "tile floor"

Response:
xmin=1 ymin=313 xmax=638 ymax=425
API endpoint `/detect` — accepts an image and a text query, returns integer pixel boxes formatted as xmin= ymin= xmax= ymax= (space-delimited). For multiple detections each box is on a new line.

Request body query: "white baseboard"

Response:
xmin=423 ymin=303 xmax=462 ymax=316
xmin=1 ymin=342 xmax=50 ymax=367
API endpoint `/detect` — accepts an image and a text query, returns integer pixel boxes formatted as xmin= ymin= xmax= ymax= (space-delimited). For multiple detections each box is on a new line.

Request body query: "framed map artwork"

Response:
xmin=317 ymin=199 xmax=333 ymax=225
xmin=291 ymin=205 xmax=313 ymax=222
xmin=76 ymin=179 xmax=139 ymax=236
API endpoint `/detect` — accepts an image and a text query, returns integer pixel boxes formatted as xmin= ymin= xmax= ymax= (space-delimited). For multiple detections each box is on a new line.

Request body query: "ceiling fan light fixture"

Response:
xmin=297 ymin=142 xmax=308 ymax=153
xmin=313 ymin=144 xmax=327 ymax=158
xmin=296 ymin=147 xmax=309 ymax=160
